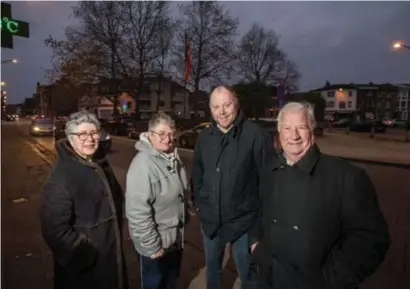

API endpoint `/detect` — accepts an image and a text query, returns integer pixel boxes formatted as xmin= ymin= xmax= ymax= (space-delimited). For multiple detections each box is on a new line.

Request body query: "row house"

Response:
xmin=312 ymin=82 xmax=398 ymax=120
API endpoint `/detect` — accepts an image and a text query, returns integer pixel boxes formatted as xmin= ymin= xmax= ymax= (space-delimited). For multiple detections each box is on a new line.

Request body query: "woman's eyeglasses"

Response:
xmin=71 ymin=131 xmax=101 ymax=141
xmin=150 ymin=130 xmax=175 ymax=141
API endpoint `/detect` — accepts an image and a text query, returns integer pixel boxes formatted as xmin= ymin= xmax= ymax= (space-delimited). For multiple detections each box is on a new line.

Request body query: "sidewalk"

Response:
xmin=316 ymin=132 xmax=410 ymax=166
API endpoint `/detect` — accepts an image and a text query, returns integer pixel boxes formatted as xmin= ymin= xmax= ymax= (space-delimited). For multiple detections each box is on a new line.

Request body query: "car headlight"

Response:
xmin=33 ymin=126 xmax=40 ymax=131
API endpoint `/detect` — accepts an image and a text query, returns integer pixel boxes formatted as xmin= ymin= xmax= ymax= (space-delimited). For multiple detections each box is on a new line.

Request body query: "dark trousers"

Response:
xmin=202 ymin=230 xmax=258 ymax=289
xmin=139 ymin=249 xmax=183 ymax=289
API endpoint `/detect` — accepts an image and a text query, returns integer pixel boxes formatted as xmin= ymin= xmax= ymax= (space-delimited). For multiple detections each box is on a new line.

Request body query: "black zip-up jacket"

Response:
xmin=192 ymin=111 xmax=274 ymax=243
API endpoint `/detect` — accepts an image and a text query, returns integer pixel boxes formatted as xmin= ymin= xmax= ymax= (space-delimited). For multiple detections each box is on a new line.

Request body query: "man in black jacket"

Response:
xmin=251 ymin=102 xmax=390 ymax=289
xmin=192 ymin=86 xmax=273 ymax=289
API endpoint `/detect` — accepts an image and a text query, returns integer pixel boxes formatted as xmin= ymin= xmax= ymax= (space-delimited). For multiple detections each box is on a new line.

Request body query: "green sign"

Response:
xmin=1 ymin=2 xmax=30 ymax=49
xmin=1 ymin=17 xmax=19 ymax=34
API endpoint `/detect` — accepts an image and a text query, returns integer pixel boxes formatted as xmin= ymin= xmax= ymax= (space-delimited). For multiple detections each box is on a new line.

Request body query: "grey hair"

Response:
xmin=277 ymin=102 xmax=317 ymax=132
xmin=148 ymin=111 xmax=175 ymax=131
xmin=65 ymin=110 xmax=101 ymax=139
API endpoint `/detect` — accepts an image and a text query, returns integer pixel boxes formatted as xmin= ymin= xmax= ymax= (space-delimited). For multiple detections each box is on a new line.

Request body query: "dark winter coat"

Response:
xmin=192 ymin=111 xmax=274 ymax=243
xmin=251 ymin=145 xmax=390 ymax=289
xmin=40 ymin=139 xmax=128 ymax=289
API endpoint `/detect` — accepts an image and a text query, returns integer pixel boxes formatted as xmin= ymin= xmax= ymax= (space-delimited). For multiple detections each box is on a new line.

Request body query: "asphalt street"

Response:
xmin=2 ymin=120 xmax=410 ymax=289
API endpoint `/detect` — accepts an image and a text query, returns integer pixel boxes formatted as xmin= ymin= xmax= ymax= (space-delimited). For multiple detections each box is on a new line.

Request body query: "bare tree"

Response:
xmin=121 ymin=1 xmax=172 ymax=103
xmin=237 ymin=23 xmax=284 ymax=84
xmin=279 ymin=58 xmax=302 ymax=93
xmin=151 ymin=15 xmax=175 ymax=111
xmin=172 ymin=1 xmax=238 ymax=91
xmin=45 ymin=1 xmax=172 ymax=118
xmin=237 ymin=22 xmax=301 ymax=92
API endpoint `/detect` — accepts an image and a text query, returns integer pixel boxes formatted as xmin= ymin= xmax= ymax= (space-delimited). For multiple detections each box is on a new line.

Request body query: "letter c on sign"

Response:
xmin=7 ymin=20 xmax=19 ymax=33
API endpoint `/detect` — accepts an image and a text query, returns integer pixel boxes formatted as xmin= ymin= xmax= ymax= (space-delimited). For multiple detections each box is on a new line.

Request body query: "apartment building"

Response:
xmin=312 ymin=82 xmax=398 ymax=120
xmin=394 ymin=83 xmax=410 ymax=121
xmin=312 ymin=83 xmax=357 ymax=118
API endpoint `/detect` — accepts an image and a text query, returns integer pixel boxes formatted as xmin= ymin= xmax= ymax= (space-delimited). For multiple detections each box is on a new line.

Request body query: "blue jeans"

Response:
xmin=139 ymin=249 xmax=183 ymax=289
xmin=202 ymin=231 xmax=257 ymax=289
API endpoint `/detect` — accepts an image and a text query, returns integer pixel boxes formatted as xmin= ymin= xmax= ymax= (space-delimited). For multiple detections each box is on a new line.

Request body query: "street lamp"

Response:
xmin=393 ymin=42 xmax=410 ymax=50
xmin=1 ymin=58 xmax=18 ymax=64
xmin=1 ymin=81 xmax=5 ymax=86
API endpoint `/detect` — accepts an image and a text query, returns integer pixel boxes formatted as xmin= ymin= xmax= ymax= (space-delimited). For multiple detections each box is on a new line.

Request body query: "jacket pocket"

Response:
xmin=158 ymin=218 xmax=180 ymax=249
xmin=322 ymin=258 xmax=360 ymax=289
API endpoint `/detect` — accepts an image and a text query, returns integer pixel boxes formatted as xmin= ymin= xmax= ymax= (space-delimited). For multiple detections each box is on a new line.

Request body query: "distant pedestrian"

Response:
xmin=40 ymin=110 xmax=128 ymax=289
xmin=126 ymin=111 xmax=189 ymax=289
xmin=191 ymin=85 xmax=274 ymax=289
xmin=251 ymin=102 xmax=390 ymax=289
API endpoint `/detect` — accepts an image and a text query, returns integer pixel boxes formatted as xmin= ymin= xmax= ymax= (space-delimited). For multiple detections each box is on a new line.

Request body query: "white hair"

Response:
xmin=148 ymin=111 xmax=175 ymax=131
xmin=277 ymin=102 xmax=317 ymax=132
xmin=65 ymin=110 xmax=101 ymax=139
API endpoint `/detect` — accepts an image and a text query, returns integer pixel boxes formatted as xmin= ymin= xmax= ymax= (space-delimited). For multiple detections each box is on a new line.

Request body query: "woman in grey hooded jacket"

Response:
xmin=125 ymin=112 xmax=189 ymax=289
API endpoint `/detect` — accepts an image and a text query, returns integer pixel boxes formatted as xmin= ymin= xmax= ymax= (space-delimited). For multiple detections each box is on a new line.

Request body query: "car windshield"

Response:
xmin=34 ymin=118 xmax=53 ymax=125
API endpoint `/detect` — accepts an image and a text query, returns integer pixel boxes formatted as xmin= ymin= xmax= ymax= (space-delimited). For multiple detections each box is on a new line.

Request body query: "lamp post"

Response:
xmin=393 ymin=42 xmax=410 ymax=50
xmin=1 ymin=58 xmax=18 ymax=64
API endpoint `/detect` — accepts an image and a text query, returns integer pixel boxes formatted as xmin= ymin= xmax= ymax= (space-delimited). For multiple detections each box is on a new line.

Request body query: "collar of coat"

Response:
xmin=55 ymin=138 xmax=107 ymax=169
xmin=208 ymin=110 xmax=246 ymax=139
xmin=272 ymin=144 xmax=321 ymax=175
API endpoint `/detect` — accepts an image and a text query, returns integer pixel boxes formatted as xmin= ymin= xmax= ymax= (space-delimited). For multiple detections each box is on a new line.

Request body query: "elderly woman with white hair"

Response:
xmin=40 ymin=110 xmax=128 ymax=289
xmin=126 ymin=111 xmax=189 ymax=289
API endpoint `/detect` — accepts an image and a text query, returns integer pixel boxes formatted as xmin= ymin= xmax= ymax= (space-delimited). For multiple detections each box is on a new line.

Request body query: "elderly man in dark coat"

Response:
xmin=250 ymin=102 xmax=390 ymax=289
xmin=40 ymin=110 xmax=128 ymax=289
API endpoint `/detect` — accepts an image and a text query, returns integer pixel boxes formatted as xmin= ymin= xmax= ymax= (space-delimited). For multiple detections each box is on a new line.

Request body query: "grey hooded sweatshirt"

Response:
xmin=125 ymin=132 xmax=188 ymax=257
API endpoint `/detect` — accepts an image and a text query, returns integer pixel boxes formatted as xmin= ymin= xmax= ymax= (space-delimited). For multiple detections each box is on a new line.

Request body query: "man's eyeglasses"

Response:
xmin=71 ymin=131 xmax=101 ymax=141
xmin=150 ymin=130 xmax=175 ymax=141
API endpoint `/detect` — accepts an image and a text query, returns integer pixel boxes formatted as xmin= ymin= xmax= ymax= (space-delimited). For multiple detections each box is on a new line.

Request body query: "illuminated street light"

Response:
xmin=1 ymin=58 xmax=18 ymax=64
xmin=393 ymin=42 xmax=410 ymax=50
xmin=1 ymin=81 xmax=5 ymax=86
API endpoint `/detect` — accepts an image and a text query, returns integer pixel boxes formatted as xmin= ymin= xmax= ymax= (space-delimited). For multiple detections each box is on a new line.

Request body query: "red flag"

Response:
xmin=184 ymin=33 xmax=191 ymax=86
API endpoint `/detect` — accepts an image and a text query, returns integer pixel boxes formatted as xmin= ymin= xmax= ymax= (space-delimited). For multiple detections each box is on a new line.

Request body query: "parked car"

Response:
xmin=176 ymin=122 xmax=211 ymax=149
xmin=332 ymin=118 xmax=352 ymax=128
xmin=103 ymin=115 xmax=138 ymax=136
xmin=54 ymin=119 xmax=112 ymax=153
xmin=349 ymin=120 xmax=387 ymax=133
xmin=29 ymin=117 xmax=54 ymax=136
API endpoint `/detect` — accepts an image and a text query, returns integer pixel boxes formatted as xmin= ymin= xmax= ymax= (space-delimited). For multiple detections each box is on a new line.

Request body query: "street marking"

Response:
xmin=25 ymin=140 xmax=53 ymax=166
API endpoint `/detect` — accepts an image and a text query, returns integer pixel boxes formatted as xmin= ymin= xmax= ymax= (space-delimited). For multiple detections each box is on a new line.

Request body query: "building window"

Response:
xmin=402 ymin=101 xmax=407 ymax=108
xmin=327 ymin=101 xmax=335 ymax=108
xmin=348 ymin=90 xmax=353 ymax=97
xmin=339 ymin=101 xmax=346 ymax=109
xmin=347 ymin=101 xmax=352 ymax=108
xmin=327 ymin=91 xmax=335 ymax=97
